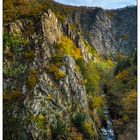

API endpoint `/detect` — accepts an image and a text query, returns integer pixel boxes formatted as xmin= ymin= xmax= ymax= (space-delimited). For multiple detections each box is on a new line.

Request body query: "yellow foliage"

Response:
xmin=116 ymin=70 xmax=129 ymax=80
xmin=31 ymin=114 xmax=47 ymax=129
xmin=47 ymin=94 xmax=52 ymax=100
xmin=122 ymin=90 xmax=137 ymax=116
xmin=28 ymin=69 xmax=38 ymax=89
xmin=59 ymin=35 xmax=82 ymax=59
xmin=47 ymin=65 xmax=66 ymax=80
xmin=83 ymin=122 xmax=94 ymax=138
xmin=91 ymin=96 xmax=105 ymax=109
xmin=106 ymin=59 xmax=115 ymax=67
xmin=38 ymin=114 xmax=46 ymax=121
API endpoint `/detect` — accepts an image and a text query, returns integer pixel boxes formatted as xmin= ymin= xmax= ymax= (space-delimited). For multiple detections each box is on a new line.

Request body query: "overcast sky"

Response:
xmin=54 ymin=0 xmax=137 ymax=9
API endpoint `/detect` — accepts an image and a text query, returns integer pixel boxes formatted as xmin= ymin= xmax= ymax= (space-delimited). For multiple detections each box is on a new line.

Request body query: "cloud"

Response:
xmin=54 ymin=0 xmax=137 ymax=9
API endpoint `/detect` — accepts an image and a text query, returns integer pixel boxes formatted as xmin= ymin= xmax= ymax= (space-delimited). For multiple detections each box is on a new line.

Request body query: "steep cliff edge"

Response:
xmin=3 ymin=1 xmax=137 ymax=140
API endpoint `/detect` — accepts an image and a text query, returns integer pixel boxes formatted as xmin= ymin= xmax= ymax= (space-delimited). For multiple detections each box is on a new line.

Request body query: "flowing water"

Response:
xmin=101 ymin=105 xmax=116 ymax=140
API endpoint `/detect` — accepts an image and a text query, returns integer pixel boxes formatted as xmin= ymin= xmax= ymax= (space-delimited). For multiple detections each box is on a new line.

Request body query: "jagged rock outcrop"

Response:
xmin=24 ymin=56 xmax=91 ymax=139
xmin=41 ymin=9 xmax=62 ymax=44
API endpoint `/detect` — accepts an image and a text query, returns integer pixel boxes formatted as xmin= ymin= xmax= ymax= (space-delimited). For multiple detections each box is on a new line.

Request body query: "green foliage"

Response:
xmin=76 ymin=58 xmax=101 ymax=95
xmin=3 ymin=62 xmax=27 ymax=78
xmin=72 ymin=112 xmax=86 ymax=130
xmin=114 ymin=56 xmax=131 ymax=75
xmin=3 ymin=115 xmax=25 ymax=140
xmin=76 ymin=54 xmax=115 ymax=95
xmin=51 ymin=119 xmax=67 ymax=140
xmin=4 ymin=33 xmax=28 ymax=49
xmin=24 ymin=114 xmax=48 ymax=130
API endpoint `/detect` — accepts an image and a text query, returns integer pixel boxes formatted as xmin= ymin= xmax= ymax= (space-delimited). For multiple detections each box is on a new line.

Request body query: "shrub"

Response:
xmin=90 ymin=96 xmax=104 ymax=109
xmin=4 ymin=33 xmax=28 ymax=49
xmin=57 ymin=35 xmax=82 ymax=59
xmin=122 ymin=90 xmax=137 ymax=118
xmin=27 ymin=69 xmax=38 ymax=89
xmin=72 ymin=112 xmax=94 ymax=139
xmin=72 ymin=112 xmax=86 ymax=131
xmin=55 ymin=12 xmax=66 ymax=22
xmin=51 ymin=119 xmax=67 ymax=139
xmin=3 ymin=90 xmax=23 ymax=100
xmin=25 ymin=50 xmax=35 ymax=61
xmin=114 ymin=57 xmax=131 ymax=75
xmin=116 ymin=70 xmax=129 ymax=80
xmin=89 ymin=96 xmax=105 ymax=116
xmin=25 ymin=114 xmax=47 ymax=129
xmin=70 ymin=127 xmax=83 ymax=140
xmin=51 ymin=54 xmax=63 ymax=64
xmin=76 ymin=59 xmax=102 ymax=95
xmin=72 ymin=112 xmax=86 ymax=132
xmin=83 ymin=122 xmax=94 ymax=139
xmin=3 ymin=62 xmax=27 ymax=78
xmin=47 ymin=64 xmax=66 ymax=80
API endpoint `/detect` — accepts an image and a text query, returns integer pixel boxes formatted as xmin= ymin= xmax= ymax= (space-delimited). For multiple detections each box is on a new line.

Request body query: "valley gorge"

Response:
xmin=3 ymin=1 xmax=137 ymax=140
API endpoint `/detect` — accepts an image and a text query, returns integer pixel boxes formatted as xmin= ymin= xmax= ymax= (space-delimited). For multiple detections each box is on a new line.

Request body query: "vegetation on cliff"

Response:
xmin=3 ymin=1 xmax=137 ymax=140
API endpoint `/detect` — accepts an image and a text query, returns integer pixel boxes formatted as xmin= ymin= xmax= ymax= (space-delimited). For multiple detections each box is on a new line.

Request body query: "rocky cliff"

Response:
xmin=3 ymin=1 xmax=137 ymax=140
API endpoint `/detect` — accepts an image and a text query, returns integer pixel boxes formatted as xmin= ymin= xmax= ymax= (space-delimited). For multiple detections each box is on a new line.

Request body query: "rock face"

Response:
xmin=41 ymin=9 xmax=62 ymax=44
xmin=24 ymin=56 xmax=90 ymax=139
xmin=69 ymin=6 xmax=137 ymax=55
xmin=3 ymin=4 xmax=137 ymax=140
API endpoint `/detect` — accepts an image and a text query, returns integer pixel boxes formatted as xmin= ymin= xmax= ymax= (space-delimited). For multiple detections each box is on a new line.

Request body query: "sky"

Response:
xmin=54 ymin=0 xmax=137 ymax=9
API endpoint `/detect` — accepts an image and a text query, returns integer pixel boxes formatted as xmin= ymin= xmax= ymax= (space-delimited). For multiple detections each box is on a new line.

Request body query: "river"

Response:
xmin=101 ymin=105 xmax=116 ymax=140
